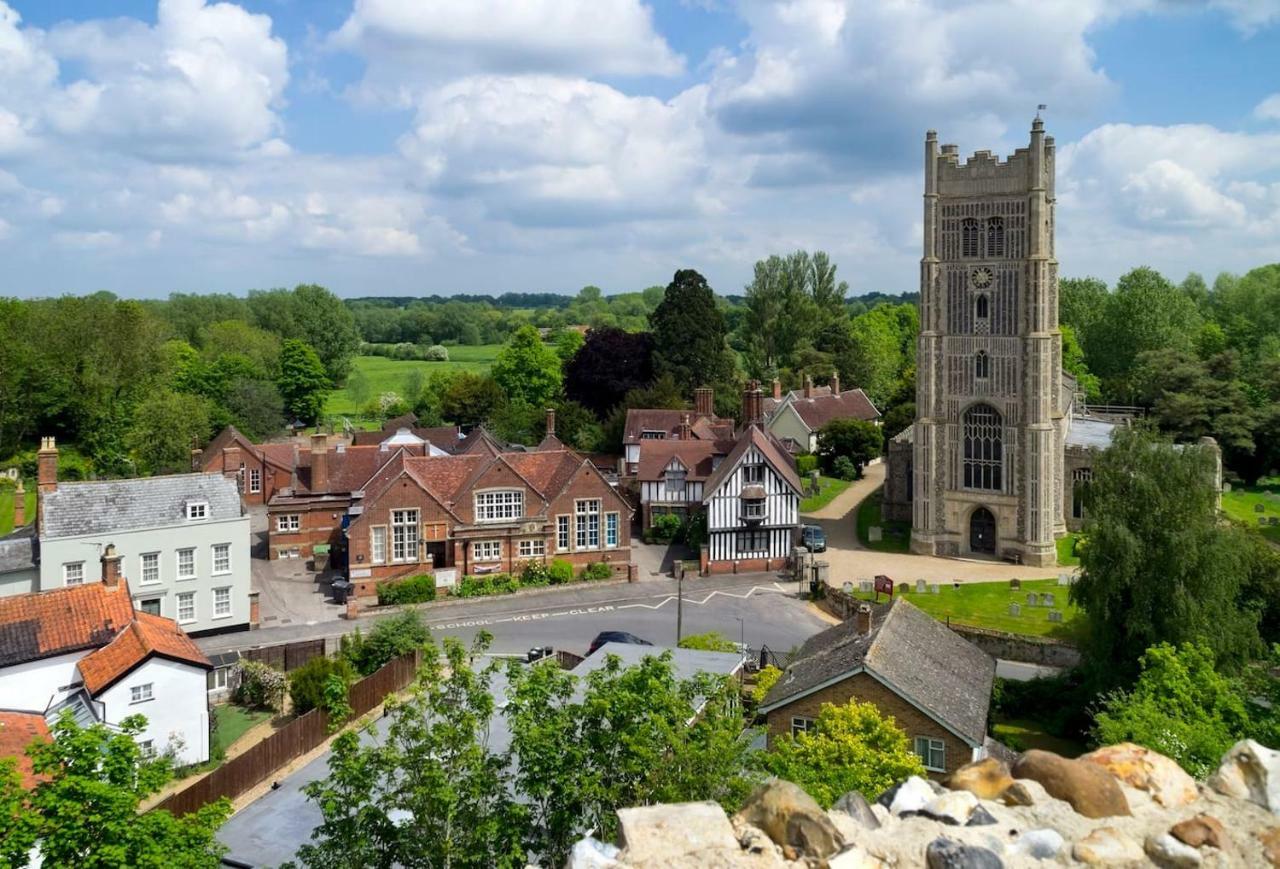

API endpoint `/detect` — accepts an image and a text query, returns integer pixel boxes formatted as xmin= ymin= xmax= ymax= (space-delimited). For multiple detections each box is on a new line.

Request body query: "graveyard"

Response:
xmin=846 ymin=576 xmax=1083 ymax=639
xmin=1221 ymin=475 xmax=1280 ymax=546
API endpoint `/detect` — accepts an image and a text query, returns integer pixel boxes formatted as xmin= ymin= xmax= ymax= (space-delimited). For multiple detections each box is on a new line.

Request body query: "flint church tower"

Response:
xmin=910 ymin=119 xmax=1066 ymax=566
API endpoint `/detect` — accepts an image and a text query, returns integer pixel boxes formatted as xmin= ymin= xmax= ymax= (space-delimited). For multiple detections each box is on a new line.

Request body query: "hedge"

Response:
xmin=377 ymin=573 xmax=437 ymax=606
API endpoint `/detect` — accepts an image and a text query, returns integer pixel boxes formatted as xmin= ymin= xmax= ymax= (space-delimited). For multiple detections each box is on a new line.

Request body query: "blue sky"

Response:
xmin=1 ymin=0 xmax=1278 ymax=299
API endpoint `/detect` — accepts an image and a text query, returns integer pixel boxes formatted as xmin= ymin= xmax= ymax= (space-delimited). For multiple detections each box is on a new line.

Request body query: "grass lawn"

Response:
xmin=1056 ymin=532 xmax=1081 ymax=566
xmin=212 ymin=704 xmax=271 ymax=758
xmin=1222 ymin=476 xmax=1280 ymax=546
xmin=799 ymin=476 xmax=851 ymax=513
xmin=847 ymin=577 xmax=1081 ymax=639
xmin=0 ymin=487 xmax=36 ymax=535
xmin=992 ymin=717 xmax=1086 ymax=757
xmin=326 ymin=346 xmax=503 ymax=416
xmin=854 ymin=489 xmax=911 ymax=553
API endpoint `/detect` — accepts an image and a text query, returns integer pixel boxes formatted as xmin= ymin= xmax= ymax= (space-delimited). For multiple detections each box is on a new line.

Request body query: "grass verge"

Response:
xmin=847 ymin=577 xmax=1081 ymax=639
xmin=854 ymin=489 xmax=911 ymax=553
xmin=799 ymin=476 xmax=851 ymax=513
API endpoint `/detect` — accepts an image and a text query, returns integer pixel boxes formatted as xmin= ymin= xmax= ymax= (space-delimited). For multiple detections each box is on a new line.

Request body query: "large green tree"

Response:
xmin=649 ymin=270 xmax=734 ymax=393
xmin=817 ymin=418 xmax=884 ymax=479
xmin=278 ymin=339 xmax=330 ymax=425
xmin=127 ymin=389 xmax=213 ymax=475
xmin=838 ymin=303 xmax=918 ymax=408
xmin=491 ymin=325 xmax=563 ymax=408
xmin=1089 ymin=267 xmax=1202 ymax=396
xmin=248 ymin=285 xmax=360 ymax=383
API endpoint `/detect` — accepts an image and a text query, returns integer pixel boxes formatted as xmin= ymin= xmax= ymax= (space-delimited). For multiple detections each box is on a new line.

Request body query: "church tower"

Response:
xmin=911 ymin=119 xmax=1066 ymax=566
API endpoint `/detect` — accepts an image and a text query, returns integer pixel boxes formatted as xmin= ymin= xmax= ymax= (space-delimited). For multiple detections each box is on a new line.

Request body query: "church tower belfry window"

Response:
xmin=987 ymin=217 xmax=1005 ymax=258
xmin=961 ymin=218 xmax=980 ymax=258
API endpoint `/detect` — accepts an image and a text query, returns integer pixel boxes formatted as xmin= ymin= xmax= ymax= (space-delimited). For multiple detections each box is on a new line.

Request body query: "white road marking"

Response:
xmin=614 ymin=584 xmax=789 ymax=612
xmin=432 ymin=604 xmax=617 ymax=631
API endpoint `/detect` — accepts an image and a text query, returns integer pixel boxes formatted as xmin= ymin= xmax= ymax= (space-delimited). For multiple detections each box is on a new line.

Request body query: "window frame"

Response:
xmin=605 ymin=513 xmax=619 ymax=548
xmin=276 ymin=514 xmax=300 ymax=533
xmin=248 ymin=467 xmax=262 ymax=494
xmin=962 ymin=403 xmax=1004 ymax=492
xmin=473 ymin=540 xmax=502 ymax=562
xmin=575 ymin=499 xmax=601 ymax=550
xmin=556 ymin=515 xmax=571 ymax=551
xmin=391 ymin=509 xmax=420 ymax=562
xmin=742 ymin=463 xmax=765 ymax=485
xmin=212 ymin=543 xmax=231 ymax=575
xmin=212 ymin=586 xmax=232 ymax=619
xmin=975 ymin=294 xmax=990 ymax=320
xmin=665 ymin=468 xmax=686 ymax=494
xmin=176 ymin=547 xmax=197 ymax=580
xmin=186 ymin=501 xmax=208 ymax=521
xmin=131 ymin=683 xmax=155 ymax=704
xmin=138 ymin=597 xmax=162 ymax=616
xmin=370 ymin=525 xmax=387 ymax=564
xmin=518 ymin=538 xmax=546 ymax=558
xmin=140 ymin=551 xmax=161 ymax=585
xmin=974 ymin=350 xmax=990 ymax=380
xmin=736 ymin=529 xmax=769 ymax=554
xmin=743 ymin=497 xmax=766 ymax=519
xmin=790 ymin=716 xmax=817 ymax=737
xmin=176 ymin=591 xmax=196 ymax=624
xmin=63 ymin=561 xmax=85 ymax=586
xmin=474 ymin=489 xmax=524 ymax=523
xmin=914 ymin=736 xmax=947 ymax=772
xmin=961 ymin=217 xmax=980 ymax=258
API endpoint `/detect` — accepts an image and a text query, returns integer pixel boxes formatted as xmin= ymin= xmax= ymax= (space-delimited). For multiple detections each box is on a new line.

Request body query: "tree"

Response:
xmin=760 ymin=700 xmax=926 ymax=808
xmin=817 ymin=418 xmax=884 ymax=479
xmin=881 ymin=402 xmax=915 ymax=439
xmin=1089 ymin=267 xmax=1202 ymax=397
xmin=742 ymin=253 xmax=816 ymax=376
xmin=126 ymin=389 xmax=212 ymax=475
xmin=1060 ymin=324 xmax=1101 ymax=403
xmin=552 ymin=329 xmax=584 ymax=365
xmin=1059 ymin=276 xmax=1110 ymax=360
xmin=1071 ymin=426 xmax=1263 ymax=681
xmin=278 ymin=339 xmax=330 ymax=425
xmin=839 ymin=304 xmax=918 ymax=408
xmin=440 ymin=372 xmax=507 ymax=429
xmin=563 ymin=328 xmax=656 ymax=417
xmin=677 ymin=631 xmax=739 ymax=652
xmin=249 ymin=286 xmax=360 ymax=384
xmin=649 ymin=269 xmax=734 ymax=393
xmin=491 ymin=325 xmax=563 ymax=408
xmin=289 ymin=656 xmax=356 ymax=715
xmin=23 ymin=712 xmax=230 ymax=867
xmin=222 ymin=378 xmax=285 ymax=440
xmin=340 ymin=611 xmax=431 ymax=677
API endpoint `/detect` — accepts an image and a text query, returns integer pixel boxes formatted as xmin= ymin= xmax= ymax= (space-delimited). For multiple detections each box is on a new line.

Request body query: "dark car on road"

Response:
xmin=586 ymin=631 xmax=654 ymax=656
xmin=801 ymin=524 xmax=827 ymax=553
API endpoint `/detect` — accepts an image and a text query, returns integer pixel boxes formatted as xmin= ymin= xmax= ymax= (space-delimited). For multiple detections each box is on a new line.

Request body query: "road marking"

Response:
xmin=432 ymin=604 xmax=617 ymax=631
xmin=614 ymin=584 xmax=789 ymax=612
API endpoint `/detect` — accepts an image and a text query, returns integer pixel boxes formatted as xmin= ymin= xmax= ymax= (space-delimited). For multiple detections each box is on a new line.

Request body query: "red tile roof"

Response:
xmin=623 ymin=409 xmax=733 ymax=444
xmin=403 ymin=454 xmax=486 ymax=506
xmin=772 ymin=389 xmax=880 ymax=431
xmin=635 ymin=439 xmax=723 ymax=482
xmin=702 ymin=426 xmax=803 ymax=498
xmin=78 ymin=612 xmax=211 ymax=696
xmin=0 ymin=712 xmax=49 ymax=789
xmin=0 ymin=583 xmax=135 ymax=668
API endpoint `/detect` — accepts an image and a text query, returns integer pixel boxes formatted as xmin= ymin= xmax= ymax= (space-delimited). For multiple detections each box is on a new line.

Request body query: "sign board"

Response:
xmin=874 ymin=575 xmax=894 ymax=598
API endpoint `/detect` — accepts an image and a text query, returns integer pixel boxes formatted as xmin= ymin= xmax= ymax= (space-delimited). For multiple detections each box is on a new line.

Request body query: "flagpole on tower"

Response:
xmin=1036 ymin=103 xmax=1047 ymax=121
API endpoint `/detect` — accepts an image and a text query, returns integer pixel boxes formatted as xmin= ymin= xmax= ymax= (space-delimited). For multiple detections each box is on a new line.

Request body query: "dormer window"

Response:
xmin=665 ymin=468 xmax=687 ymax=494
xmin=475 ymin=490 xmax=523 ymax=523
xmin=186 ymin=501 xmax=208 ymax=521
xmin=640 ymin=430 xmax=666 ymax=440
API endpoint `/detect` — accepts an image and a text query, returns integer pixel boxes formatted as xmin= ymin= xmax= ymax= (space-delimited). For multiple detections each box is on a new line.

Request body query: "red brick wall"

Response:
xmin=200 ymin=449 xmax=282 ymax=507
xmin=267 ymin=501 xmax=348 ymax=560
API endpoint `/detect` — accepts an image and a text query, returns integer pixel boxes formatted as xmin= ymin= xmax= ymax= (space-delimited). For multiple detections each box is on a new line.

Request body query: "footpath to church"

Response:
xmin=806 ymin=463 xmax=1062 ymax=585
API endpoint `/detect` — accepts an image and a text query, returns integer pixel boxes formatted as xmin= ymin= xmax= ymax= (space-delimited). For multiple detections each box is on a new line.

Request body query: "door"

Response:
xmin=969 ymin=507 xmax=996 ymax=554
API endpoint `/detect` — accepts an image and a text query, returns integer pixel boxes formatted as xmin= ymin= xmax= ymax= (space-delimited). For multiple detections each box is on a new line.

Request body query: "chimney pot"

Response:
xmin=804 ymin=376 xmax=814 ymax=399
xmin=37 ymin=437 xmax=58 ymax=493
xmin=856 ymin=603 xmax=872 ymax=636
xmin=743 ymin=380 xmax=764 ymax=427
xmin=694 ymin=387 xmax=714 ymax=418
xmin=677 ymin=413 xmax=692 ymax=440
xmin=101 ymin=544 xmax=123 ymax=589
xmin=831 ymin=371 xmax=840 ymax=395
xmin=12 ymin=480 xmax=24 ymax=528
xmin=545 ymin=408 xmax=556 ymax=439
xmin=772 ymin=379 xmax=782 ymax=401
xmin=311 ymin=432 xmax=330 ymax=493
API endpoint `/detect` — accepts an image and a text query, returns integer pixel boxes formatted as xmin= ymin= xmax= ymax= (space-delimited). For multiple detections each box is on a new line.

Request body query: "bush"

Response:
xmin=796 ymin=454 xmax=819 ymax=475
xmin=520 ymin=561 xmax=553 ymax=587
xmin=341 ymin=611 xmax=431 ymax=676
xmin=582 ymin=561 xmax=614 ymax=581
xmin=423 ymin=344 xmax=450 ymax=361
xmin=678 ymin=631 xmax=738 ymax=652
xmin=377 ymin=573 xmax=437 ymax=606
xmin=651 ymin=513 xmax=682 ymax=543
xmin=233 ymin=659 xmax=287 ymax=711
xmin=751 ymin=665 xmax=784 ymax=705
xmin=548 ymin=559 xmax=574 ymax=585
xmin=289 ymin=656 xmax=356 ymax=715
xmin=832 ymin=456 xmax=858 ymax=481
xmin=456 ymin=573 xmax=520 ymax=597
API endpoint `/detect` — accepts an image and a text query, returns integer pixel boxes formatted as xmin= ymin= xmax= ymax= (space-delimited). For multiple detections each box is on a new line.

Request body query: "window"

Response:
xmin=975 ymin=294 xmax=989 ymax=319
xmin=518 ymin=538 xmax=545 ymax=558
xmin=475 ymin=490 xmax=524 ymax=523
xmin=177 ymin=591 xmax=196 ymax=623
xmin=914 ymin=736 xmax=946 ymax=772
xmin=208 ymin=667 xmax=230 ymax=692
xmin=743 ymin=497 xmax=766 ymax=520
xmin=177 ymin=548 xmax=196 ymax=580
xmin=665 ymin=468 xmax=686 ymax=494
xmin=986 ymin=217 xmax=1005 ymax=258
xmin=473 ymin=540 xmax=502 ymax=562
xmin=605 ymin=513 xmax=619 ymax=548
xmin=186 ymin=501 xmax=207 ymax=521
xmin=742 ymin=463 xmax=765 ymax=484
xmin=975 ymin=350 xmax=990 ymax=380
xmin=640 ymin=430 xmax=666 ymax=440
xmin=140 ymin=552 xmax=160 ymax=585
xmin=139 ymin=739 xmax=155 ymax=757
xmin=212 ymin=543 xmax=231 ymax=574
xmin=962 ymin=404 xmax=1003 ymax=491
xmin=392 ymin=509 xmax=419 ymax=562
xmin=276 ymin=514 xmax=300 ymax=533
xmin=138 ymin=598 xmax=162 ymax=616
xmin=576 ymin=499 xmax=600 ymax=549
xmin=1072 ymin=469 xmax=1093 ymax=520
xmin=961 ymin=218 xmax=980 ymax=258
xmin=557 ymin=515 xmax=571 ymax=551
xmin=736 ymin=530 xmax=769 ymax=553
xmin=791 ymin=716 xmax=817 ymax=737
xmin=248 ymin=467 xmax=261 ymax=493
xmin=131 ymin=683 xmax=154 ymax=703
xmin=63 ymin=562 xmax=85 ymax=586
xmin=213 ymin=586 xmax=232 ymax=618
xmin=371 ymin=526 xmax=387 ymax=564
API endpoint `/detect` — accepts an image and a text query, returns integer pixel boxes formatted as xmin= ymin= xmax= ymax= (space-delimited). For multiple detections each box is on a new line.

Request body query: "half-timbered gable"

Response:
xmin=634 ymin=439 xmax=721 ymax=529
xmin=700 ymin=425 xmax=801 ymax=574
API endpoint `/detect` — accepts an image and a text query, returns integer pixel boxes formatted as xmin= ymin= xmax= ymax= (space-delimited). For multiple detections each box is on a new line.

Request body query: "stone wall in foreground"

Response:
xmin=570 ymin=740 xmax=1280 ymax=868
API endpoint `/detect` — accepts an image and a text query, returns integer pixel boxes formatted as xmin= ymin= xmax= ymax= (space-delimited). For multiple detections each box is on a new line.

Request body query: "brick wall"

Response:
xmin=267 ymin=500 xmax=348 ymax=560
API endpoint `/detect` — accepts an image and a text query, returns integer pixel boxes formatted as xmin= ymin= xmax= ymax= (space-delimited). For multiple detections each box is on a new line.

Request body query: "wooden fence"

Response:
xmin=241 ymin=638 xmax=326 ymax=672
xmin=156 ymin=650 xmax=420 ymax=817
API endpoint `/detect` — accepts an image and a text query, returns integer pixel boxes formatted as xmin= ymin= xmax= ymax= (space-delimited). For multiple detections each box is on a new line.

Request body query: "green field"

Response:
xmin=326 ymin=346 xmax=503 ymax=417
xmin=799 ymin=476 xmax=851 ymax=513
xmin=0 ymin=487 xmax=36 ymax=536
xmin=1222 ymin=476 xmax=1280 ymax=546
xmin=854 ymin=490 xmax=912 ymax=553
xmin=848 ymin=577 xmax=1081 ymax=639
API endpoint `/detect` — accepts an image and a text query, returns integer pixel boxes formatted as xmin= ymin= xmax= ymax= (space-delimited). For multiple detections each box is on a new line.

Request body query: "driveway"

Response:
xmin=804 ymin=464 xmax=1063 ymax=587
xmin=247 ymin=506 xmax=344 ymax=627
xmin=630 ymin=538 xmax=696 ymax=580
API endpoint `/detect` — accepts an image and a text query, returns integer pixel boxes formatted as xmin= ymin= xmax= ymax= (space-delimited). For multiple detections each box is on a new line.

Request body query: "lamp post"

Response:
xmin=676 ymin=569 xmax=684 ymax=644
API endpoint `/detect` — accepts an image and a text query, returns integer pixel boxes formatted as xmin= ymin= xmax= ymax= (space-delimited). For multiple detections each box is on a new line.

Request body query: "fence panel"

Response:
xmin=284 ymin=639 xmax=326 ymax=671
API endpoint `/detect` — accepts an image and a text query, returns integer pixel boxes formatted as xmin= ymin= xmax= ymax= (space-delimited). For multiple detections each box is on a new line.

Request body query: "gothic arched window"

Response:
xmin=963 ymin=404 xmax=1003 ymax=491
xmin=975 ymin=294 xmax=989 ymax=319
xmin=961 ymin=218 xmax=980 ymax=258
xmin=975 ymin=351 xmax=990 ymax=380
xmin=987 ymin=217 xmax=1005 ymax=258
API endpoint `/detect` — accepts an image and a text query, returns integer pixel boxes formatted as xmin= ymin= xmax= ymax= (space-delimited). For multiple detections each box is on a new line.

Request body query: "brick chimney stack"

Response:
xmin=803 ymin=376 xmax=814 ymax=399
xmin=545 ymin=408 xmax=556 ymax=439
xmin=856 ymin=603 xmax=872 ymax=636
xmin=677 ymin=413 xmax=692 ymax=440
xmin=12 ymin=479 xmax=24 ymax=528
xmin=772 ymin=379 xmax=782 ymax=400
xmin=742 ymin=380 xmax=764 ymax=428
xmin=37 ymin=437 xmax=57 ymax=494
xmin=101 ymin=544 xmax=123 ymax=588
xmin=831 ymin=371 xmax=840 ymax=395
xmin=694 ymin=387 xmax=714 ymax=418
xmin=310 ymin=432 xmax=329 ymax=494
xmin=221 ymin=446 xmax=241 ymax=486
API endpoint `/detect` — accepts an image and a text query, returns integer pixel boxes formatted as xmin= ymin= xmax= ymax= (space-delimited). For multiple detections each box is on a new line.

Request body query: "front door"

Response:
xmin=970 ymin=507 xmax=996 ymax=554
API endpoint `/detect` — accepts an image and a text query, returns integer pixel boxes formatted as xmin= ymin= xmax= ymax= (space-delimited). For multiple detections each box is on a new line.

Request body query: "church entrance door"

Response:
xmin=969 ymin=508 xmax=996 ymax=555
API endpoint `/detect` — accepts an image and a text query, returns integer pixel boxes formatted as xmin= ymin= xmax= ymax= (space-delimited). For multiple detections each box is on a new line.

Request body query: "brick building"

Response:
xmin=759 ymin=599 xmax=996 ymax=777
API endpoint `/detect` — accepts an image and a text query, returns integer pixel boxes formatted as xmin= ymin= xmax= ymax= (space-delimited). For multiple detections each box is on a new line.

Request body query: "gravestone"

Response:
xmin=898 ymin=583 xmax=909 ymax=594
xmin=1026 ymin=592 xmax=1039 ymax=607
xmin=868 ymin=526 xmax=883 ymax=543
xmin=1257 ymin=503 xmax=1267 ymax=513
xmin=1048 ymin=610 xmax=1064 ymax=623
xmin=843 ymin=582 xmax=853 ymax=596
xmin=1269 ymin=516 xmax=1279 ymax=526
xmin=916 ymin=579 xmax=927 ymax=594
xmin=1057 ymin=573 xmax=1070 ymax=586
xmin=1008 ymin=603 xmax=1021 ymax=617
xmin=860 ymin=580 xmax=873 ymax=593
xmin=930 ymin=583 xmax=941 ymax=594
xmin=1042 ymin=592 xmax=1056 ymax=608
xmin=1010 ymin=578 xmax=1022 ymax=591
xmin=1261 ymin=517 xmax=1270 ymax=526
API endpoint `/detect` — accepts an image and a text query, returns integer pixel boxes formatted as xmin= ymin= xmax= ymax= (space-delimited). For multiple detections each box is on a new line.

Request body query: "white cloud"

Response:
xmin=1256 ymin=93 xmax=1280 ymax=122
xmin=1208 ymin=0 xmax=1280 ymax=35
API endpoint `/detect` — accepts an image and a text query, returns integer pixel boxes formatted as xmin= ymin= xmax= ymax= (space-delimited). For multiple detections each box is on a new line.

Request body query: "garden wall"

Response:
xmin=946 ymin=623 xmax=1081 ymax=668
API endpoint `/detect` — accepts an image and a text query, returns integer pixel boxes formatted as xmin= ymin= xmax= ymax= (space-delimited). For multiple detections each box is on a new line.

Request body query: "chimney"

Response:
xmin=694 ymin=387 xmax=714 ymax=418
xmin=856 ymin=603 xmax=872 ymax=636
xmin=772 ymin=378 xmax=782 ymax=401
xmin=11 ymin=479 xmax=24 ymax=528
xmin=221 ymin=446 xmax=241 ymax=481
xmin=190 ymin=445 xmax=203 ymax=471
xmin=311 ymin=433 xmax=329 ymax=494
xmin=743 ymin=380 xmax=764 ymax=427
xmin=831 ymin=371 xmax=840 ymax=395
xmin=677 ymin=413 xmax=692 ymax=440
xmin=804 ymin=376 xmax=814 ymax=399
xmin=545 ymin=408 xmax=556 ymax=439
xmin=37 ymin=437 xmax=57 ymax=494
xmin=101 ymin=544 xmax=123 ymax=589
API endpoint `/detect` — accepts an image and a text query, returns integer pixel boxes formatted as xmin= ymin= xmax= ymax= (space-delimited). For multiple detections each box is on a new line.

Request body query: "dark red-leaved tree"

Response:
xmin=564 ymin=327 xmax=656 ymax=418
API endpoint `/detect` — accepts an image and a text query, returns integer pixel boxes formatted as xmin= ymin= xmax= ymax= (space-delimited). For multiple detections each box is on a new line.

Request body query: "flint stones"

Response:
xmin=827 ymin=843 xmax=883 ymax=868
xmin=735 ymin=779 xmax=845 ymax=860
xmin=966 ymin=805 xmax=997 ymax=827
xmin=1011 ymin=828 xmax=1063 ymax=859
xmin=1259 ymin=826 xmax=1280 ymax=866
xmin=1080 ymin=742 xmax=1198 ymax=808
xmin=832 ymin=790 xmax=880 ymax=830
xmin=1072 ymin=827 xmax=1145 ymax=865
xmin=999 ymin=780 xmax=1041 ymax=807
xmin=925 ymin=837 xmax=1004 ymax=869
xmin=616 ymin=802 xmax=738 ymax=865
xmin=1145 ymin=832 xmax=1203 ymax=868
xmin=947 ymin=758 xmax=1014 ymax=800
xmin=1170 ymin=813 xmax=1226 ymax=850
xmin=1209 ymin=739 xmax=1280 ymax=813
xmin=1011 ymin=749 xmax=1131 ymax=818
xmin=878 ymin=776 xmax=936 ymax=815
xmin=919 ymin=790 xmax=978 ymax=825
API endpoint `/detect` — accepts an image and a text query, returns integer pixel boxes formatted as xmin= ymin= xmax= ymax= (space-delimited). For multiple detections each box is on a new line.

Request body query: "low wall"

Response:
xmin=946 ymin=623 xmax=1081 ymax=669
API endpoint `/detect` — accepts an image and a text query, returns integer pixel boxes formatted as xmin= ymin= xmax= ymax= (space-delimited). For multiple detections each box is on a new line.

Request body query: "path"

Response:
xmin=804 ymin=463 xmax=1063 ymax=585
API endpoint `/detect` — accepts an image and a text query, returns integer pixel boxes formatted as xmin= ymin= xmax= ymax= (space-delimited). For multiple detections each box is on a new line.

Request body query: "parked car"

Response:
xmin=801 ymin=524 xmax=827 ymax=553
xmin=586 ymin=631 xmax=654 ymax=656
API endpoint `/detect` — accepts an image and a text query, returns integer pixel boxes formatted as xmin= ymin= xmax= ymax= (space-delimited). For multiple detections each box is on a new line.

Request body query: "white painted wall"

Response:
xmin=98 ymin=657 xmax=210 ymax=766
xmin=704 ymin=444 xmax=799 ymax=562
xmin=0 ymin=652 xmax=83 ymax=712
xmin=0 ymin=568 xmax=36 ymax=597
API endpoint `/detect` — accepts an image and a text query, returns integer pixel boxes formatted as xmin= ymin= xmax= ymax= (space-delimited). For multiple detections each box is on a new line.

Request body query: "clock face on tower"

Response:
xmin=970 ymin=267 xmax=993 ymax=289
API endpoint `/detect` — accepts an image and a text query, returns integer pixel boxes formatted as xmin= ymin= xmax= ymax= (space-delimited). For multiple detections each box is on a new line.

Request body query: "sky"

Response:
xmin=1 ymin=0 xmax=1278 ymax=300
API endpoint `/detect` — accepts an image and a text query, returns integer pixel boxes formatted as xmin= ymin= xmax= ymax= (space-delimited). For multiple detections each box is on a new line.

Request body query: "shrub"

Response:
xmin=377 ymin=573 xmax=436 ymax=606
xmin=548 ymin=559 xmax=574 ymax=585
xmin=520 ymin=561 xmax=553 ymax=587
xmin=832 ymin=455 xmax=858 ymax=481
xmin=341 ymin=611 xmax=431 ymax=676
xmin=456 ymin=573 xmax=520 ymax=597
xmin=678 ymin=631 xmax=738 ymax=652
xmin=233 ymin=659 xmax=287 ymax=711
xmin=751 ymin=665 xmax=784 ymax=705
xmin=796 ymin=454 xmax=819 ymax=475
xmin=582 ymin=561 xmax=614 ymax=581
xmin=651 ymin=513 xmax=682 ymax=542
xmin=289 ymin=656 xmax=356 ymax=715
xmin=423 ymin=344 xmax=450 ymax=361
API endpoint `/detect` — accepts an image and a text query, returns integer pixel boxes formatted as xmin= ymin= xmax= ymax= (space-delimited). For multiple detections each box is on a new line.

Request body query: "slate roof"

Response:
xmin=768 ymin=388 xmax=880 ymax=431
xmin=78 ymin=611 xmax=211 ymax=695
xmin=761 ymin=598 xmax=995 ymax=747
xmin=0 ymin=582 xmax=135 ymax=668
xmin=42 ymin=473 xmax=242 ymax=539
xmin=635 ymin=439 xmax=722 ymax=482
xmin=0 ymin=525 xmax=36 ymax=576
xmin=0 ymin=712 xmax=50 ymax=789
xmin=701 ymin=425 xmax=803 ymax=498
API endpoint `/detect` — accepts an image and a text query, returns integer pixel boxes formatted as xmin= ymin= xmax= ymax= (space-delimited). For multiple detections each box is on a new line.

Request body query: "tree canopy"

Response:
xmin=490 ymin=325 xmax=563 ymax=409
xmin=649 ymin=269 xmax=735 ymax=393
